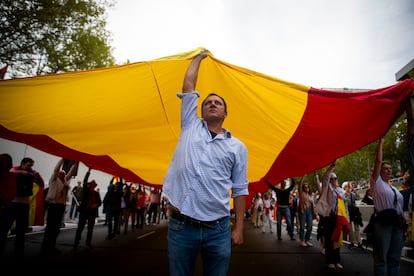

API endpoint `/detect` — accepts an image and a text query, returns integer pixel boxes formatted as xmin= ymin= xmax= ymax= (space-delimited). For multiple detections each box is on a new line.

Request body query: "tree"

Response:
xmin=0 ymin=0 xmax=115 ymax=78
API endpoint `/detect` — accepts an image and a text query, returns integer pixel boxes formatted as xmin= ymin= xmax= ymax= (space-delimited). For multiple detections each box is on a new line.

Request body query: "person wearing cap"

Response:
xmin=74 ymin=167 xmax=102 ymax=249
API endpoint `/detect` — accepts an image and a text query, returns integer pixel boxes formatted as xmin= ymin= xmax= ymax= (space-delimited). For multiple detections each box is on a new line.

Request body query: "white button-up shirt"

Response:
xmin=163 ymin=92 xmax=248 ymax=221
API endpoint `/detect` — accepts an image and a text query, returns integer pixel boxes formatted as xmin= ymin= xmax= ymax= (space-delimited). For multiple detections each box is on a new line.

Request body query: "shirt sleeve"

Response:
xmin=231 ymin=143 xmax=249 ymax=198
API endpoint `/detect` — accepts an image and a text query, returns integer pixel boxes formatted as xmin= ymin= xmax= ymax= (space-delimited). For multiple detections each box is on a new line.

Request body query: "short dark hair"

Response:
xmin=21 ymin=157 xmax=34 ymax=164
xmin=1 ymin=153 xmax=13 ymax=170
xmin=201 ymin=93 xmax=227 ymax=115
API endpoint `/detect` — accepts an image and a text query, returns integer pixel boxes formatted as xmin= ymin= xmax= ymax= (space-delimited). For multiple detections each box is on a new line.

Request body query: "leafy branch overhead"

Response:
xmin=0 ymin=0 xmax=115 ymax=77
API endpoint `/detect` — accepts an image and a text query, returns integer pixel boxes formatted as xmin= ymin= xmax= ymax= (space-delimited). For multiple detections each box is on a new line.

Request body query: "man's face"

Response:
xmin=202 ymin=95 xmax=227 ymax=122
xmin=21 ymin=161 xmax=34 ymax=171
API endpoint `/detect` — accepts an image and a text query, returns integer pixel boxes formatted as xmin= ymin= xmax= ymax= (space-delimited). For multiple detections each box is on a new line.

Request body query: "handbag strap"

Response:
xmin=389 ymin=185 xmax=397 ymax=208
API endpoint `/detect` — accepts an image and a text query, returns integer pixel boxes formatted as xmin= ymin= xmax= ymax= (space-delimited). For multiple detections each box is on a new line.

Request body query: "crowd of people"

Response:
xmin=249 ymin=138 xmax=412 ymax=275
xmin=101 ymin=178 xmax=167 ymax=241
xmin=0 ymin=154 xmax=169 ymax=257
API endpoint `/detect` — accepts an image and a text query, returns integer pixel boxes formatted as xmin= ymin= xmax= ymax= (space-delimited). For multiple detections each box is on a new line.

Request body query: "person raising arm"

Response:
xmin=163 ymin=51 xmax=249 ymax=276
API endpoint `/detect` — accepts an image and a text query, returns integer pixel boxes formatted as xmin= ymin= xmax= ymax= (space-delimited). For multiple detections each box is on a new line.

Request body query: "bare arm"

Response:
xmin=322 ymin=161 xmax=336 ymax=189
xmin=313 ymin=171 xmax=322 ymax=194
xmin=370 ymin=138 xmax=384 ymax=186
xmin=232 ymin=195 xmax=246 ymax=246
xmin=182 ymin=51 xmax=208 ymax=93
xmin=51 ymin=158 xmax=64 ymax=181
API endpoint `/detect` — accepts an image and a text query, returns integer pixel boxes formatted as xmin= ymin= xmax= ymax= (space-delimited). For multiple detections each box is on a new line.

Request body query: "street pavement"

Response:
xmin=1 ymin=218 xmax=413 ymax=275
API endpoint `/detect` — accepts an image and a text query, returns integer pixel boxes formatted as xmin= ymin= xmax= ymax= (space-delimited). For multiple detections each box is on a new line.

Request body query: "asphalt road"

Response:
xmin=1 ymin=218 xmax=413 ymax=275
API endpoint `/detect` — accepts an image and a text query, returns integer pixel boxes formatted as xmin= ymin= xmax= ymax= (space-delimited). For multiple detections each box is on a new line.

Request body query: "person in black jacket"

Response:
xmin=103 ymin=178 xmax=123 ymax=240
xmin=118 ymin=184 xmax=131 ymax=235
xmin=266 ymin=178 xmax=296 ymax=240
xmin=73 ymin=168 xmax=102 ymax=249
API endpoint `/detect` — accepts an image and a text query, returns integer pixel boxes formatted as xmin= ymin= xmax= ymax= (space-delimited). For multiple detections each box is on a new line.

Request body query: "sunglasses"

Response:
xmin=330 ymin=177 xmax=337 ymax=181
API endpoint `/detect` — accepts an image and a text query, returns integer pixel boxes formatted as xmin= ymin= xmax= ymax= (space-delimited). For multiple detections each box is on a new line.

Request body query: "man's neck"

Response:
xmin=207 ymin=124 xmax=224 ymax=134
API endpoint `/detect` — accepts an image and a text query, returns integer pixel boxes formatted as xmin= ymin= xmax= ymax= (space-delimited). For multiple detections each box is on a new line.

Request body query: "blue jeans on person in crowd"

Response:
xmin=167 ymin=216 xmax=231 ymax=276
xmin=300 ymin=208 xmax=313 ymax=242
xmin=276 ymin=207 xmax=294 ymax=238
xmin=373 ymin=222 xmax=404 ymax=276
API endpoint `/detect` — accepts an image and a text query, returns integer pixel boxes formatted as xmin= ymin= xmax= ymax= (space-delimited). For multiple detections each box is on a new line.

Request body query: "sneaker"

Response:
xmin=300 ymin=241 xmax=307 ymax=247
xmin=290 ymin=237 xmax=296 ymax=241
xmin=328 ymin=264 xmax=336 ymax=270
xmin=321 ymin=248 xmax=325 ymax=255
xmin=277 ymin=237 xmax=282 ymax=240
xmin=335 ymin=263 xmax=343 ymax=269
xmin=306 ymin=241 xmax=313 ymax=247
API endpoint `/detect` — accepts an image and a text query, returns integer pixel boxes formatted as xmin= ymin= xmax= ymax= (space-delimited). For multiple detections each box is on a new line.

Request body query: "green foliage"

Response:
xmin=0 ymin=0 xmax=115 ymax=77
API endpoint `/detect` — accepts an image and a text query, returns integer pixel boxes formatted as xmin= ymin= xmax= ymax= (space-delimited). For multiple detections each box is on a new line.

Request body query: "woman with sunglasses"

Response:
xmin=318 ymin=161 xmax=349 ymax=270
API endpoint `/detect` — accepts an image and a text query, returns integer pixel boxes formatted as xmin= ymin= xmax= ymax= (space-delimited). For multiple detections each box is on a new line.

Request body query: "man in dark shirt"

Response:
xmin=266 ymin=179 xmax=296 ymax=240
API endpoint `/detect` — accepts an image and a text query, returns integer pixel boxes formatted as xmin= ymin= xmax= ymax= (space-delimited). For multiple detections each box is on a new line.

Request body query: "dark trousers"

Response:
xmin=74 ymin=209 xmax=97 ymax=245
xmin=136 ymin=207 xmax=145 ymax=228
xmin=320 ymin=214 xmax=341 ymax=264
xmin=0 ymin=204 xmax=16 ymax=255
xmin=41 ymin=203 xmax=65 ymax=252
xmin=130 ymin=207 xmax=137 ymax=228
xmin=106 ymin=208 xmax=120 ymax=236
xmin=147 ymin=203 xmax=159 ymax=224
xmin=11 ymin=202 xmax=30 ymax=255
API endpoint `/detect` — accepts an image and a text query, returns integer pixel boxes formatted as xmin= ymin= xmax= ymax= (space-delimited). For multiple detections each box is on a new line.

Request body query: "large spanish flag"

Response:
xmin=1 ymin=48 xmax=414 ymax=195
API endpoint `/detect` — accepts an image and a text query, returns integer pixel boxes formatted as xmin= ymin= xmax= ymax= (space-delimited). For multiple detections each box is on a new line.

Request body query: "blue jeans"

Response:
xmin=276 ymin=207 xmax=294 ymax=238
xmin=299 ymin=208 xmax=313 ymax=242
xmin=167 ymin=216 xmax=231 ymax=276
xmin=373 ymin=222 xmax=404 ymax=276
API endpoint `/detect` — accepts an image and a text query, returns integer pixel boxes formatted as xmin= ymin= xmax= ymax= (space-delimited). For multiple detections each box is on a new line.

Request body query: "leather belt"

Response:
xmin=170 ymin=209 xmax=227 ymax=229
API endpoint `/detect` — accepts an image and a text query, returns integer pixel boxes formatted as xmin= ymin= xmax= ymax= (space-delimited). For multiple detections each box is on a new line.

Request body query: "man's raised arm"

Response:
xmin=182 ymin=51 xmax=208 ymax=93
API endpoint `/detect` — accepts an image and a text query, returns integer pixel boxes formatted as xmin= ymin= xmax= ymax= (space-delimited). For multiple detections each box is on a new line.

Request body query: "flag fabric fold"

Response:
xmin=332 ymin=193 xmax=350 ymax=249
xmin=1 ymin=48 xmax=414 ymax=192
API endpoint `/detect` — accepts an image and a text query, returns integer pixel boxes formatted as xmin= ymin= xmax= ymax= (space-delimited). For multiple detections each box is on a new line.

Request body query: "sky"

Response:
xmin=105 ymin=0 xmax=414 ymax=90
xmin=1 ymin=0 xmax=414 ymax=191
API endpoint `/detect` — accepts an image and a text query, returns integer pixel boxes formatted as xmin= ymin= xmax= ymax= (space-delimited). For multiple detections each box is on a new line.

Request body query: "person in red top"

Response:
xmin=0 ymin=153 xmax=17 ymax=255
